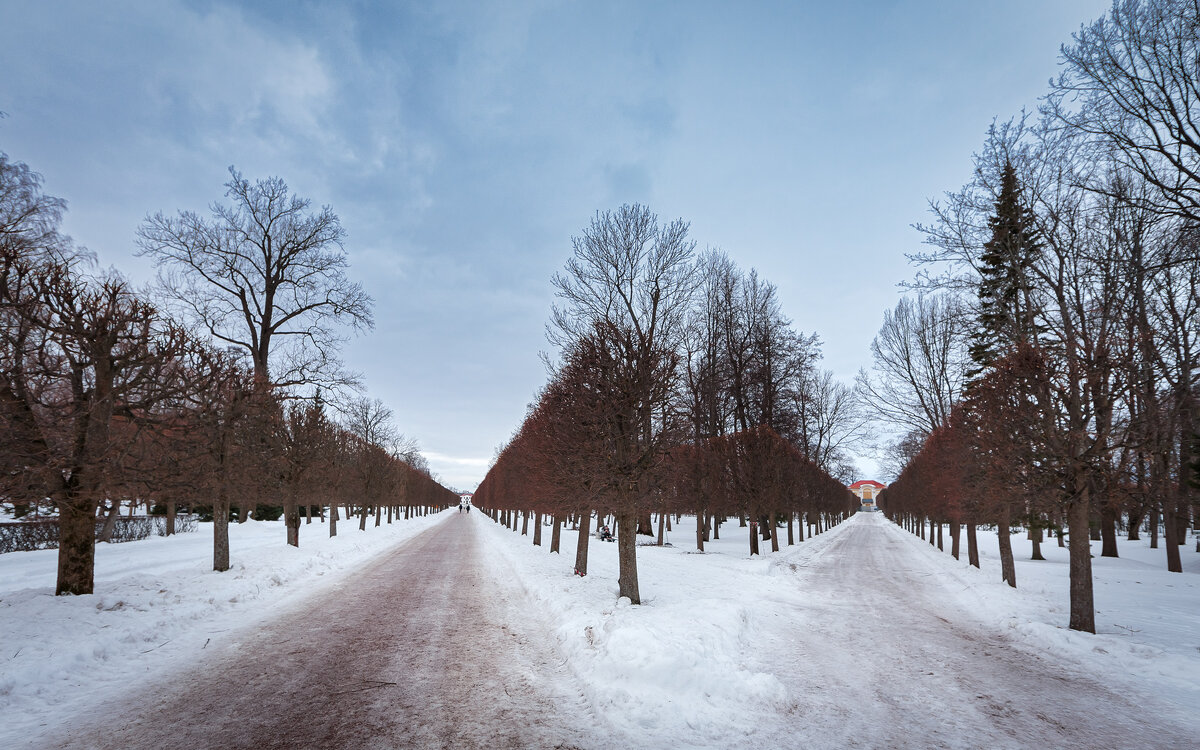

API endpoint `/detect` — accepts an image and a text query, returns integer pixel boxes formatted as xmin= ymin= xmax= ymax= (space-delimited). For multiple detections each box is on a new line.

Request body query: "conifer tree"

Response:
xmin=968 ymin=162 xmax=1044 ymax=376
xmin=965 ymin=161 xmax=1048 ymax=588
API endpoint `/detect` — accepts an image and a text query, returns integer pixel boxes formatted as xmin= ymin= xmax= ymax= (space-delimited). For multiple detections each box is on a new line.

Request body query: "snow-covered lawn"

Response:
xmin=0 ymin=512 xmax=449 ymax=743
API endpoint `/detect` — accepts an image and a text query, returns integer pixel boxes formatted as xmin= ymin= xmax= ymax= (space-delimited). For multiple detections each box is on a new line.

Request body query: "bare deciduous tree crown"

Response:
xmin=136 ymin=167 xmax=374 ymax=389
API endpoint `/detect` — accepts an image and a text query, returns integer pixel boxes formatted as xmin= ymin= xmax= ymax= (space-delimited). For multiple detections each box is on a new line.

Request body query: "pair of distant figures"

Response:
xmin=458 ymin=503 xmax=471 ymax=513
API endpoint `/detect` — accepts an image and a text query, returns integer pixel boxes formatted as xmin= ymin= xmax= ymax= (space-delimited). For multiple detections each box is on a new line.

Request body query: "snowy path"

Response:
xmin=762 ymin=512 xmax=1194 ymax=749
xmin=44 ymin=512 xmax=596 ymax=750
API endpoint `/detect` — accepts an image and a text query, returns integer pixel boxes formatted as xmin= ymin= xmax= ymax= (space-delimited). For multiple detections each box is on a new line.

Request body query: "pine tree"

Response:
xmin=968 ymin=162 xmax=1044 ymax=378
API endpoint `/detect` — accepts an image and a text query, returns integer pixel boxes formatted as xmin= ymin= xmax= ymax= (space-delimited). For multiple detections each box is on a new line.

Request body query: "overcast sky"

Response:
xmin=1 ymin=0 xmax=1112 ymax=489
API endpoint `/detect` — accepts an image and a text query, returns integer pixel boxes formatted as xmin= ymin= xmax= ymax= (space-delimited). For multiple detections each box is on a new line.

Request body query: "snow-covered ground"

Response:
xmin=953 ymin=522 xmax=1200 ymax=701
xmin=2 ymin=508 xmax=1197 ymax=748
xmin=0 ymin=512 xmax=449 ymax=745
xmin=474 ymin=511 xmax=1199 ymax=747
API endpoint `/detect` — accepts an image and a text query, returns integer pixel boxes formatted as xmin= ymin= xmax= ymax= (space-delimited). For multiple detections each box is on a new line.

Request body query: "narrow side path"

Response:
xmin=760 ymin=513 xmax=1194 ymax=749
xmin=46 ymin=512 xmax=596 ymax=750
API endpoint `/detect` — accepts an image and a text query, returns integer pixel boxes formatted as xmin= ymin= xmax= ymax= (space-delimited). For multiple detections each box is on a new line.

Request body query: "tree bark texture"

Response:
xmin=997 ymin=508 xmax=1016 ymax=588
xmin=1067 ymin=493 xmax=1096 ymax=633
xmin=616 ymin=512 xmax=640 ymax=603
xmin=574 ymin=511 xmax=591 ymax=576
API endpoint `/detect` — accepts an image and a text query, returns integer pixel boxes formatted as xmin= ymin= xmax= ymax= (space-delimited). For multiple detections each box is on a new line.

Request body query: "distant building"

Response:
xmin=848 ymin=480 xmax=886 ymax=511
xmin=459 ymin=493 xmax=473 ymax=507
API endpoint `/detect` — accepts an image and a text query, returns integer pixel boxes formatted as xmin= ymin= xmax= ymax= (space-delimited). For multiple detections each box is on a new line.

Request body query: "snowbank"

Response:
xmin=473 ymin=513 xmax=856 ymax=746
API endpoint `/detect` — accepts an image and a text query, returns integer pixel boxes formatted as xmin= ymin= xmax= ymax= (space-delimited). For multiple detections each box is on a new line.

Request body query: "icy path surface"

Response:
xmin=44 ymin=512 xmax=597 ymax=750
xmin=762 ymin=512 xmax=1194 ymax=749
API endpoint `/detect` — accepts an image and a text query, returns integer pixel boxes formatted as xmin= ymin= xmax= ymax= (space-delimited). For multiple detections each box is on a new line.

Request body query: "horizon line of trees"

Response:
xmin=0 ymin=151 xmax=457 ymax=596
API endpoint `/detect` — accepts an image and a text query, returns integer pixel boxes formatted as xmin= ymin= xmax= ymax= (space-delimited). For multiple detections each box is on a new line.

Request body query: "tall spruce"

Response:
xmin=965 ymin=161 xmax=1047 ymax=588
xmin=968 ymin=162 xmax=1044 ymax=377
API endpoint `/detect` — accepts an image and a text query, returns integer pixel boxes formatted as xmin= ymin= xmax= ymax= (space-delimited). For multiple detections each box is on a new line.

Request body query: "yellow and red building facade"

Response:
xmin=848 ymin=480 xmax=886 ymax=511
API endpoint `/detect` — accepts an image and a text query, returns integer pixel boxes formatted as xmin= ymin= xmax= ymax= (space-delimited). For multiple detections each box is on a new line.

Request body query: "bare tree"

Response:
xmin=4 ymin=265 xmax=188 ymax=593
xmin=792 ymin=367 xmax=865 ymax=481
xmin=856 ymin=294 xmax=970 ymax=438
xmin=340 ymin=397 xmax=407 ymax=531
xmin=549 ymin=204 xmax=697 ymax=604
xmin=136 ymin=167 xmax=373 ymax=389
xmin=1051 ymin=0 xmax=1200 ymax=223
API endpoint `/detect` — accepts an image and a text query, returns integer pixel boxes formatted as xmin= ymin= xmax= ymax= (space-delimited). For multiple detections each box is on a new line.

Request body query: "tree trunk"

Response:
xmin=521 ymin=511 xmax=529 ymax=537
xmin=285 ymin=501 xmax=300 ymax=547
xmin=787 ymin=513 xmax=794 ymax=546
xmin=936 ymin=521 xmax=943 ymax=551
xmin=550 ymin=515 xmax=561 ymax=554
xmin=97 ymin=499 xmax=122 ymax=543
xmin=1030 ymin=524 xmax=1045 ymax=561
xmin=966 ymin=522 xmax=979 ymax=568
xmin=1066 ymin=491 xmax=1096 ymax=633
xmin=213 ymin=490 xmax=231 ymax=572
xmin=616 ymin=512 xmax=641 ymax=603
xmin=166 ymin=499 xmax=176 ymax=536
xmin=56 ymin=495 xmax=97 ymax=595
xmin=656 ymin=512 xmax=665 ymax=546
xmin=330 ymin=501 xmax=338 ymax=537
xmin=769 ymin=514 xmax=780 ymax=553
xmin=997 ymin=506 xmax=1016 ymax=588
xmin=695 ymin=511 xmax=705 ymax=552
xmin=533 ymin=512 xmax=543 ymax=546
xmin=574 ymin=511 xmax=591 ymax=576
xmin=638 ymin=512 xmax=654 ymax=536
xmin=358 ymin=503 xmax=368 ymax=531
xmin=950 ymin=520 xmax=960 ymax=560
xmin=1127 ymin=509 xmax=1142 ymax=541
xmin=1163 ymin=500 xmax=1182 ymax=573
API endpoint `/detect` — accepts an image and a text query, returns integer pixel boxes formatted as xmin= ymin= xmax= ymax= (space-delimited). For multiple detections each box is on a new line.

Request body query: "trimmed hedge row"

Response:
xmin=0 ymin=514 xmax=199 ymax=554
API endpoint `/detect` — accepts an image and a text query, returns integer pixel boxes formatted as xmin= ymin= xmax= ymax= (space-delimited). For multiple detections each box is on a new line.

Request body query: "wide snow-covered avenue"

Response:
xmin=3 ymin=509 xmax=1197 ymax=749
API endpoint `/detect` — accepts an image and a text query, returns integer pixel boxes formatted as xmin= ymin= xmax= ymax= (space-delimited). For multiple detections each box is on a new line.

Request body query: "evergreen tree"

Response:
xmin=964 ymin=161 xmax=1049 ymax=587
xmin=968 ymin=162 xmax=1044 ymax=378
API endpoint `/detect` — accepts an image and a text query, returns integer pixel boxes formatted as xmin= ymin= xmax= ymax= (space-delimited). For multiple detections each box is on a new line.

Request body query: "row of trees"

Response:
xmin=0 ymin=152 xmax=456 ymax=595
xmin=474 ymin=204 xmax=859 ymax=603
xmin=865 ymin=0 xmax=1199 ymax=633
